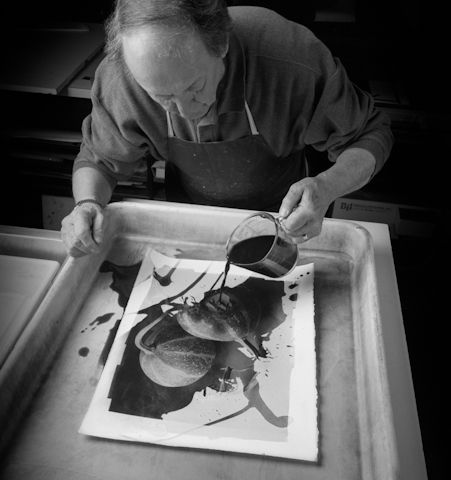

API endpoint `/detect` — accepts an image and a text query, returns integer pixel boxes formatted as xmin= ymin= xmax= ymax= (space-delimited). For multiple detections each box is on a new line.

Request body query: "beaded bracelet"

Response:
xmin=75 ymin=199 xmax=105 ymax=209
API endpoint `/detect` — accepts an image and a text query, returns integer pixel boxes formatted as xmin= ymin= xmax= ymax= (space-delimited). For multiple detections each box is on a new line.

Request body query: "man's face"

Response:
xmin=123 ymin=26 xmax=226 ymax=121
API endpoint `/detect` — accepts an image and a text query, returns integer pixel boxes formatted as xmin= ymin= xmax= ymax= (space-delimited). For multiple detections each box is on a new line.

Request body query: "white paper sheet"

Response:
xmin=80 ymin=249 xmax=317 ymax=461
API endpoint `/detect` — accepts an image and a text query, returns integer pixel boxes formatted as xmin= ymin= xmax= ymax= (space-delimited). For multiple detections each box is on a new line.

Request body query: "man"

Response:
xmin=61 ymin=0 xmax=393 ymax=257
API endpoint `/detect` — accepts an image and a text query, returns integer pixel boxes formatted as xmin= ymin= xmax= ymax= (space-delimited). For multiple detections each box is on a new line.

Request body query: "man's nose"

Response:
xmin=171 ymin=93 xmax=194 ymax=118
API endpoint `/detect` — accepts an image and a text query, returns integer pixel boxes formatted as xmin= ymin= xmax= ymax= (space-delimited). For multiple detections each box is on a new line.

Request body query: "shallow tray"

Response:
xmin=0 ymin=201 xmax=397 ymax=480
xmin=0 ymin=254 xmax=60 ymax=368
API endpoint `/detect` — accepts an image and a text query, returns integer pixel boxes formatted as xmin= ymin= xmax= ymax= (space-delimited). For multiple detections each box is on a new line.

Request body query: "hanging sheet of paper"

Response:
xmin=80 ymin=249 xmax=318 ymax=461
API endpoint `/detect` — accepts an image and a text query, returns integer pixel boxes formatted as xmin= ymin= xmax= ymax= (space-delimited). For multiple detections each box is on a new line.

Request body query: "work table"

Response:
xmin=0 ymin=201 xmax=427 ymax=479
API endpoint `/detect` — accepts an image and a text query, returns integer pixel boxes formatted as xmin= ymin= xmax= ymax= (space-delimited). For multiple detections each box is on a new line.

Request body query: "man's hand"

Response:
xmin=61 ymin=202 xmax=106 ymax=257
xmin=278 ymin=148 xmax=377 ymax=243
xmin=278 ymin=176 xmax=332 ymax=243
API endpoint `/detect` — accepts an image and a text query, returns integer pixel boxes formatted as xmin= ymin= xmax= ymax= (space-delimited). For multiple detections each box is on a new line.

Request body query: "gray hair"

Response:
xmin=105 ymin=0 xmax=232 ymax=62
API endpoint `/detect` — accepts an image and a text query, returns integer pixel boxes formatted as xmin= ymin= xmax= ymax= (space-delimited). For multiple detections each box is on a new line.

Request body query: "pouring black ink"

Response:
xmin=219 ymin=234 xmax=298 ymax=302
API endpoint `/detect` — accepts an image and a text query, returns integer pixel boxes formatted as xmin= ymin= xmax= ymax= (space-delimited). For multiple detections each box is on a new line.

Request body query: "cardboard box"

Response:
xmin=331 ymin=197 xmax=438 ymax=238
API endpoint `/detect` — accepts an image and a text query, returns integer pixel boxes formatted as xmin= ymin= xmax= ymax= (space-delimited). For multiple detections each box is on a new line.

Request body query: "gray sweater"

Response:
xmin=74 ymin=6 xmax=393 ymax=189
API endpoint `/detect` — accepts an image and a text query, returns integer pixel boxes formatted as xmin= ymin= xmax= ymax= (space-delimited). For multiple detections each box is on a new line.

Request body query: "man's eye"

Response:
xmin=190 ymin=80 xmax=205 ymax=93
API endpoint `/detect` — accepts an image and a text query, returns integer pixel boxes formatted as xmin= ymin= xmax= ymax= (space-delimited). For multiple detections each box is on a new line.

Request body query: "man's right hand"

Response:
xmin=61 ymin=201 xmax=106 ymax=257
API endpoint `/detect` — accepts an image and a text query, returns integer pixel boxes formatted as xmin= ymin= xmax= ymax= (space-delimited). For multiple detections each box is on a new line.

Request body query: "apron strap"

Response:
xmin=244 ymin=101 xmax=259 ymax=135
xmin=166 ymin=101 xmax=259 ymax=139
xmin=166 ymin=111 xmax=175 ymax=138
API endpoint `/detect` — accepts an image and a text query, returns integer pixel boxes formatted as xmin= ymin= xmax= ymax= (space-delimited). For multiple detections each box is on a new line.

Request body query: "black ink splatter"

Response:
xmin=204 ymin=373 xmax=289 ymax=428
xmin=78 ymin=347 xmax=90 ymax=357
xmin=100 ymin=260 xmax=142 ymax=308
xmin=81 ymin=312 xmax=115 ymax=332
xmin=289 ymin=293 xmax=298 ymax=301
xmin=153 ymin=260 xmax=181 ymax=287
xmin=288 ymin=283 xmax=298 ymax=290
xmin=107 ymin=276 xmax=288 ymax=424
xmin=91 ymin=312 xmax=114 ymax=327
xmin=99 ymin=319 xmax=121 ymax=367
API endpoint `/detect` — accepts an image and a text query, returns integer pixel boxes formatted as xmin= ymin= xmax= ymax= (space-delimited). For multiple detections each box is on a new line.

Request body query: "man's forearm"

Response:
xmin=316 ymin=147 xmax=377 ymax=205
xmin=73 ymin=167 xmax=114 ymax=206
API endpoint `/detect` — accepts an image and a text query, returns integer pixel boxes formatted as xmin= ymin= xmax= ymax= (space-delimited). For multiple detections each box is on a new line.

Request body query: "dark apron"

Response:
xmin=164 ymin=102 xmax=305 ymax=211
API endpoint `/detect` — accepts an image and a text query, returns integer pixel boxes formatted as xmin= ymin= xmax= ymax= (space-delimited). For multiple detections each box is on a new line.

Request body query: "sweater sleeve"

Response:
xmin=73 ymin=92 xmax=150 ymax=189
xmin=304 ymin=57 xmax=393 ymax=177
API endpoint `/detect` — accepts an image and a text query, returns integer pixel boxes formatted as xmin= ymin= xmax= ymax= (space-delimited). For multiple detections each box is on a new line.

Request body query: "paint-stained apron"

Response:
xmin=164 ymin=102 xmax=305 ymax=211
